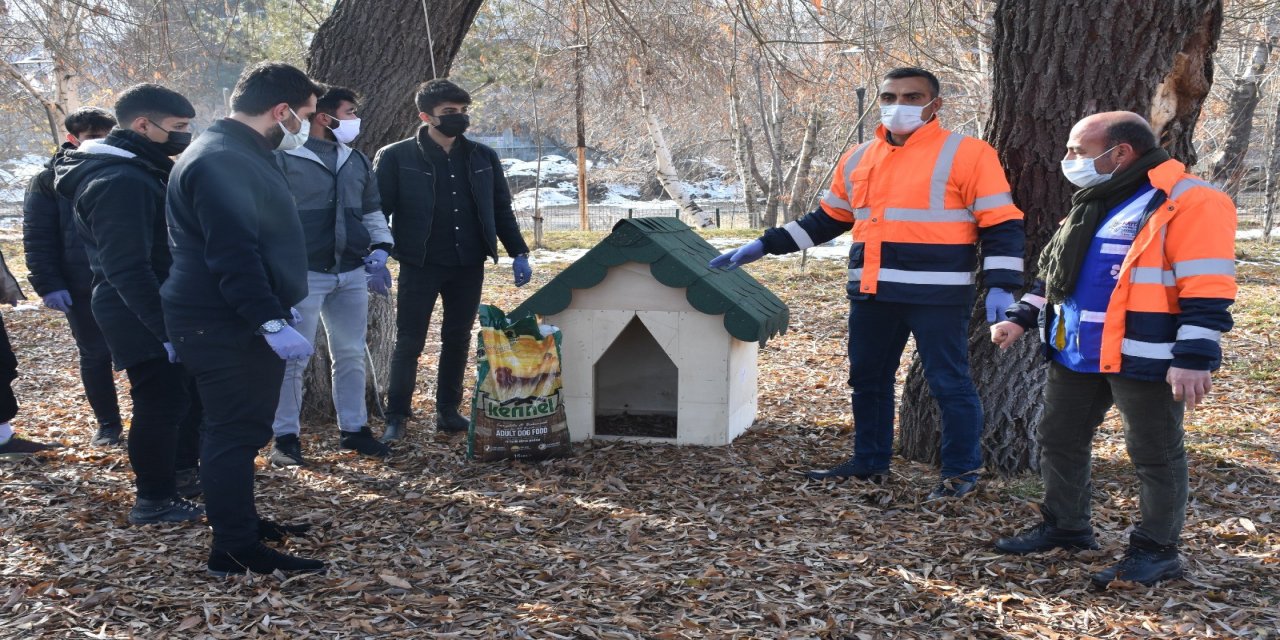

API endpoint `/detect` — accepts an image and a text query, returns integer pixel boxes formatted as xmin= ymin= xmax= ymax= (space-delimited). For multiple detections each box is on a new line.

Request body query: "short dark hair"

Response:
xmin=414 ymin=79 xmax=471 ymax=114
xmin=1106 ymin=120 xmax=1158 ymax=155
xmin=883 ymin=67 xmax=941 ymax=97
xmin=64 ymin=107 xmax=116 ymax=137
xmin=230 ymin=62 xmax=324 ymax=116
xmin=114 ymin=84 xmax=195 ymax=125
xmin=315 ymin=85 xmax=360 ymax=119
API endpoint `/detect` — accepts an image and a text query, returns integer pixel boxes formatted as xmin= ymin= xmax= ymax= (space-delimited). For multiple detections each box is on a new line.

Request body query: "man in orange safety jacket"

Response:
xmin=711 ymin=67 xmax=1026 ymax=501
xmin=990 ymin=111 xmax=1236 ymax=589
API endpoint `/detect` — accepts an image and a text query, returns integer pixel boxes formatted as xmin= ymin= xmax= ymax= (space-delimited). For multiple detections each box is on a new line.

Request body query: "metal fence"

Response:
xmin=514 ymin=201 xmax=759 ymax=231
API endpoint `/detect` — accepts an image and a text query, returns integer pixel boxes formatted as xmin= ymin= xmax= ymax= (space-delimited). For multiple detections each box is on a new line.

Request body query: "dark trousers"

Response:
xmin=65 ymin=289 xmax=122 ymax=428
xmin=386 ymin=262 xmax=485 ymax=419
xmin=1039 ymin=361 xmax=1188 ymax=547
xmin=170 ymin=322 xmax=284 ymax=552
xmin=847 ymin=300 xmax=983 ymax=480
xmin=0 ymin=313 xmax=19 ymax=424
xmin=124 ymin=357 xmax=191 ymax=500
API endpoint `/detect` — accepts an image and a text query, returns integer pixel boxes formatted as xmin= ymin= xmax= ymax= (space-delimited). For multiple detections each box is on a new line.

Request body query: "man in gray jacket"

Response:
xmin=270 ymin=86 xmax=393 ymax=465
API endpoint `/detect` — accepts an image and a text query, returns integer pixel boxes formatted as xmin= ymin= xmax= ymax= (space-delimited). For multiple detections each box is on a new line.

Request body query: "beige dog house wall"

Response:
xmin=511 ymin=218 xmax=789 ymax=445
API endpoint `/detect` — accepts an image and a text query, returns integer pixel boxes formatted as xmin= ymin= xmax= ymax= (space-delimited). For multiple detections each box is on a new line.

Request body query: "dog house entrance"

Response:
xmin=594 ymin=316 xmax=677 ymax=438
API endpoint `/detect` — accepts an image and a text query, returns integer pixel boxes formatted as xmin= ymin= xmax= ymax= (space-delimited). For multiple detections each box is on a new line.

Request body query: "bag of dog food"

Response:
xmin=468 ymin=305 xmax=571 ymax=461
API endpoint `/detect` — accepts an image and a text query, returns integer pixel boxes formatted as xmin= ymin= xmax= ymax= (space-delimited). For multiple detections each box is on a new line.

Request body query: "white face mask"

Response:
xmin=329 ymin=117 xmax=361 ymax=145
xmin=1060 ymin=145 xmax=1118 ymax=188
xmin=276 ymin=107 xmax=310 ymax=151
xmin=880 ymin=98 xmax=937 ymax=135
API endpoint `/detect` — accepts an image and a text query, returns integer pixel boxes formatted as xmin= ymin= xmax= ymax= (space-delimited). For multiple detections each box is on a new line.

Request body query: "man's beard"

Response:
xmin=265 ymin=124 xmax=285 ymax=150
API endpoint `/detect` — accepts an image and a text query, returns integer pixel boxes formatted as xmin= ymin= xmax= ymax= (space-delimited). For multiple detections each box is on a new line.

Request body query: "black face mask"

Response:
xmin=160 ymin=130 xmax=192 ymax=155
xmin=432 ymin=113 xmax=470 ymax=138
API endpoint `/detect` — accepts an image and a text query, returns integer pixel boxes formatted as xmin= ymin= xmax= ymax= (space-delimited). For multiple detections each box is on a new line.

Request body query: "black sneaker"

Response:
xmin=269 ymin=434 xmax=306 ymax=467
xmin=0 ymin=436 xmax=57 ymax=459
xmin=175 ymin=467 xmax=202 ymax=498
xmin=381 ymin=416 xmax=406 ymax=443
xmin=436 ymin=409 xmax=469 ymax=434
xmin=258 ymin=517 xmax=313 ymax=542
xmin=128 ymin=496 xmax=204 ymax=525
xmin=995 ymin=520 xmax=1100 ymax=555
xmin=1091 ymin=541 xmax=1183 ymax=588
xmin=207 ymin=542 xmax=325 ymax=577
xmin=91 ymin=423 xmax=123 ymax=447
xmin=340 ymin=427 xmax=390 ymax=458
xmin=802 ymin=457 xmax=887 ymax=483
xmin=926 ymin=477 xmax=979 ymax=501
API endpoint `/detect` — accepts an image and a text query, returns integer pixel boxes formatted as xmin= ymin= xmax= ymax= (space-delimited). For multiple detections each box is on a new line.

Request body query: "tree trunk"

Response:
xmin=729 ymin=83 xmax=761 ymax=226
xmin=639 ymin=82 xmax=716 ymax=228
xmin=898 ymin=0 xmax=1223 ymax=476
xmin=301 ymin=0 xmax=483 ymax=422
xmin=1208 ymin=17 xmax=1278 ymax=193
xmin=306 ymin=0 xmax=485 ymax=156
xmin=786 ymin=108 xmax=822 ymax=222
xmin=1265 ymin=100 xmax=1280 ymax=244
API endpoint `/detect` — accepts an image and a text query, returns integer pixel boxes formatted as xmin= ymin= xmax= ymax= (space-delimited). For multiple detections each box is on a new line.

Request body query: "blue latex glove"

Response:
xmin=363 ymin=249 xmax=389 ymax=273
xmin=289 ymin=307 xmax=302 ymax=326
xmin=708 ymin=239 xmax=765 ymax=270
xmin=263 ymin=326 xmax=315 ymax=360
xmin=513 ymin=255 xmax=532 ymax=287
xmin=163 ymin=341 xmax=180 ymax=364
xmin=985 ymin=288 xmax=1016 ymax=323
xmin=42 ymin=289 xmax=72 ymax=313
xmin=368 ymin=265 xmax=392 ymax=295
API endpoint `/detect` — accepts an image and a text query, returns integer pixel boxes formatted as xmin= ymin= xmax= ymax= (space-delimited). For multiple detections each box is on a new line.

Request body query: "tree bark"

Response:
xmin=898 ymin=0 xmax=1223 ymax=477
xmin=301 ymin=0 xmax=483 ymax=422
xmin=1265 ymin=99 xmax=1280 ymax=244
xmin=786 ymin=108 xmax=822 ymax=222
xmin=1208 ymin=17 xmax=1278 ymax=192
xmin=306 ymin=0 xmax=485 ymax=156
xmin=639 ymin=81 xmax=716 ymax=228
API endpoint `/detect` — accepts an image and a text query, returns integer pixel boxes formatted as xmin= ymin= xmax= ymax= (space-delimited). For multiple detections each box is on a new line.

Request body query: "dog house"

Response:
xmin=511 ymin=218 xmax=789 ymax=445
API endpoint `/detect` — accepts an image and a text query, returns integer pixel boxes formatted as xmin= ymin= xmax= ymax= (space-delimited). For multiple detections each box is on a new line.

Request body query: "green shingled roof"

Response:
xmin=511 ymin=217 xmax=789 ymax=345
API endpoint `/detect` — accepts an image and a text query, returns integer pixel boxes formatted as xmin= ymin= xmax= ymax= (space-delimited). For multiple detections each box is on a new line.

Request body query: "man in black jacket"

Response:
xmin=54 ymin=84 xmax=204 ymax=524
xmin=373 ymin=79 xmax=533 ymax=443
xmin=22 ymin=107 xmax=125 ymax=447
xmin=163 ymin=62 xmax=324 ymax=576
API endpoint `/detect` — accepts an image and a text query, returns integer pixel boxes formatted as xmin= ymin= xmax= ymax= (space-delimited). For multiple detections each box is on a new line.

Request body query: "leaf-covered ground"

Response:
xmin=1 ymin=231 xmax=1277 ymax=639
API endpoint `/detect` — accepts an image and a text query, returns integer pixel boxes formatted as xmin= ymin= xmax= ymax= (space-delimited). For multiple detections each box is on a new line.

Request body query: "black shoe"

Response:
xmin=926 ymin=477 xmax=979 ymax=501
xmin=128 ymin=496 xmax=204 ymax=525
xmin=340 ymin=427 xmax=390 ymax=458
xmin=381 ymin=417 xmax=406 ymax=443
xmin=91 ymin=423 xmax=123 ymax=447
xmin=258 ymin=517 xmax=313 ymax=542
xmin=1091 ymin=542 xmax=1183 ymax=588
xmin=207 ymin=542 xmax=325 ymax=577
xmin=175 ymin=467 xmax=202 ymax=498
xmin=436 ymin=409 xmax=469 ymax=433
xmin=269 ymin=434 xmax=306 ymax=467
xmin=995 ymin=520 xmax=1100 ymax=555
xmin=0 ymin=436 xmax=56 ymax=459
xmin=803 ymin=457 xmax=887 ymax=483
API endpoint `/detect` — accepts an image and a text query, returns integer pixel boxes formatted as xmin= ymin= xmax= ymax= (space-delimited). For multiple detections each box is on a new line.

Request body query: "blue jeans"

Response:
xmin=272 ymin=269 xmax=370 ymax=436
xmin=847 ymin=300 xmax=983 ymax=480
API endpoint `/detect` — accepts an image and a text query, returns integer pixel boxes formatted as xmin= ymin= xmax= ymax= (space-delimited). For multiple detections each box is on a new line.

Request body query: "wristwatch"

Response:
xmin=257 ymin=318 xmax=288 ymax=335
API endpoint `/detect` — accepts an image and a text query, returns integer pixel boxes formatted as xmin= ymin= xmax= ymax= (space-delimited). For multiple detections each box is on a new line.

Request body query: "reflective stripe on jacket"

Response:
xmin=762 ymin=118 xmax=1025 ymax=305
xmin=1006 ymin=158 xmax=1236 ymax=380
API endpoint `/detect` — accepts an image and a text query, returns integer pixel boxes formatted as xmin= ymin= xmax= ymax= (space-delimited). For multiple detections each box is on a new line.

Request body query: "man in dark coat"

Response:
xmin=163 ymin=62 xmax=324 ymax=576
xmin=22 ymin=107 xmax=124 ymax=447
xmin=54 ymin=84 xmax=204 ymax=523
xmin=373 ymin=79 xmax=533 ymax=443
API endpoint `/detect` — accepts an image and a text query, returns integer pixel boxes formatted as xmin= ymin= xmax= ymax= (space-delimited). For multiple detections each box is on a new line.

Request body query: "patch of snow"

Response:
xmin=1237 ymin=228 xmax=1280 ymax=240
